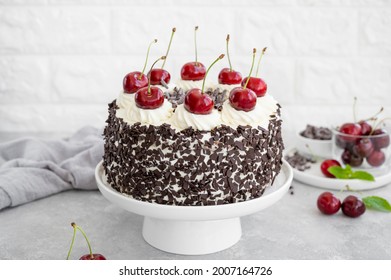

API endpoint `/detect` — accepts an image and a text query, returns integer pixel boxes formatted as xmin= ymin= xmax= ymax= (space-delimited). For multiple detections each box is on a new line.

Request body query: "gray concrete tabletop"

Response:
xmin=1 ymin=131 xmax=390 ymax=260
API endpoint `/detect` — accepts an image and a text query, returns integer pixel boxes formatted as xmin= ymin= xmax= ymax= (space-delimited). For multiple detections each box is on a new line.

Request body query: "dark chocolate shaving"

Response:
xmin=300 ymin=124 xmax=332 ymax=140
xmin=284 ymin=151 xmax=315 ymax=171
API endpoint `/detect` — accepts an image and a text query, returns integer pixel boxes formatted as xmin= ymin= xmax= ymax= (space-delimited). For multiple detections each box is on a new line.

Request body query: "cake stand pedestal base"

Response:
xmin=142 ymin=217 xmax=241 ymax=255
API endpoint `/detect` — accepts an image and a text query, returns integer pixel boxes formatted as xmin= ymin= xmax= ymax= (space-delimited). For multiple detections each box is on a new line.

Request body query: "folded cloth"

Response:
xmin=0 ymin=126 xmax=104 ymax=211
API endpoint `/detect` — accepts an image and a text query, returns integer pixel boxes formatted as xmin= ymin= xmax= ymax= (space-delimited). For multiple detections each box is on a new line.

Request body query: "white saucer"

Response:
xmin=95 ymin=160 xmax=293 ymax=255
xmin=285 ymin=148 xmax=391 ymax=191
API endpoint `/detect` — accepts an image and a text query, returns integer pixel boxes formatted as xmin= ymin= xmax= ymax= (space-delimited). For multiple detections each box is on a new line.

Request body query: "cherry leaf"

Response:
xmin=345 ymin=164 xmax=353 ymax=174
xmin=362 ymin=196 xmax=391 ymax=212
xmin=351 ymin=171 xmax=375 ymax=182
xmin=328 ymin=165 xmax=375 ymax=181
xmin=328 ymin=166 xmax=351 ymax=179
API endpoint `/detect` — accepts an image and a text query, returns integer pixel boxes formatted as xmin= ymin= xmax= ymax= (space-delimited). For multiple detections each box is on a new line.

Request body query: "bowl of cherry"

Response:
xmin=332 ymin=121 xmax=390 ymax=175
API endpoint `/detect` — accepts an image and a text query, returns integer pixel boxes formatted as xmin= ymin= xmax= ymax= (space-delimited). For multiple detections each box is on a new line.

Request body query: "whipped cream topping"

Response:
xmin=215 ymin=83 xmax=241 ymax=92
xmin=221 ymin=94 xmax=278 ymax=128
xmin=175 ymin=79 xmax=214 ymax=92
xmin=117 ymin=81 xmax=176 ymax=107
xmin=115 ymin=87 xmax=279 ymax=131
xmin=116 ymin=90 xmax=174 ymax=126
xmin=169 ymin=104 xmax=221 ymax=131
xmin=117 ymin=91 xmax=136 ymax=109
xmin=154 ymin=82 xmax=177 ymax=93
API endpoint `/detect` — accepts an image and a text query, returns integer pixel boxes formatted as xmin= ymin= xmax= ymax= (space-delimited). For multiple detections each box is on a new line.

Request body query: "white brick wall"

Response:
xmin=0 ymin=0 xmax=391 ymax=137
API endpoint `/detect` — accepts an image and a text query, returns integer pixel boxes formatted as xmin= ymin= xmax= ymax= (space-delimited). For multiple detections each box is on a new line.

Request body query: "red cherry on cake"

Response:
xmin=135 ymin=87 xmax=164 ymax=109
xmin=218 ymin=68 xmax=242 ymax=85
xmin=181 ymin=62 xmax=206 ymax=81
xmin=123 ymin=71 xmax=148 ymax=94
xmin=241 ymin=77 xmax=267 ymax=97
xmin=123 ymin=39 xmax=157 ymax=94
xmin=317 ymin=192 xmax=341 ymax=215
xmin=66 ymin=222 xmax=106 ymax=260
xmin=184 ymin=54 xmax=225 ymax=114
xmin=181 ymin=26 xmax=206 ymax=81
xmin=148 ymin=68 xmax=171 ymax=85
xmin=229 ymin=48 xmax=257 ymax=111
xmin=240 ymin=47 xmax=268 ymax=97
xmin=136 ymin=56 xmax=166 ymax=109
xmin=229 ymin=87 xmax=257 ymax=112
xmin=320 ymin=159 xmax=341 ymax=178
xmin=218 ymin=34 xmax=242 ymax=85
xmin=184 ymin=88 xmax=214 ymax=114
xmin=148 ymin=27 xmax=176 ymax=86
xmin=148 ymin=69 xmax=171 ymax=85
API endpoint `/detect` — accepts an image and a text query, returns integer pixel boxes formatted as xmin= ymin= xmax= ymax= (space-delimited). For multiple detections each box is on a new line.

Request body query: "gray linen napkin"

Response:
xmin=0 ymin=126 xmax=104 ymax=211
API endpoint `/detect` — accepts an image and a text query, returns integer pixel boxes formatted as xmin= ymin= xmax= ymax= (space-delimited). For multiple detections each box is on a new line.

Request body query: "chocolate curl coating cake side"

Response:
xmin=103 ymin=101 xmax=284 ymax=206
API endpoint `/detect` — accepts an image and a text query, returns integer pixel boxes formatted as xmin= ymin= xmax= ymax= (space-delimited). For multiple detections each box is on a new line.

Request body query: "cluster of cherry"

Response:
xmin=122 ymin=27 xmax=269 ymax=114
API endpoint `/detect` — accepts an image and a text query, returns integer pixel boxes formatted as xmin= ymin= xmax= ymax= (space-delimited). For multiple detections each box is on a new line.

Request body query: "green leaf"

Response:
xmin=345 ymin=164 xmax=353 ymax=174
xmin=327 ymin=165 xmax=376 ymax=182
xmin=362 ymin=196 xmax=391 ymax=212
xmin=351 ymin=171 xmax=375 ymax=182
xmin=328 ymin=166 xmax=351 ymax=179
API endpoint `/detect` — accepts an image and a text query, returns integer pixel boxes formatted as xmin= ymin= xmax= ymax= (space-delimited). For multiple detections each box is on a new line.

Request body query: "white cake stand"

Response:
xmin=95 ymin=160 xmax=293 ymax=255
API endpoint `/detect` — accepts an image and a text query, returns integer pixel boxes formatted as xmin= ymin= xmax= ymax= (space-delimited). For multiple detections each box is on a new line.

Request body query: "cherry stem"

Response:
xmin=161 ymin=27 xmax=176 ymax=69
xmin=74 ymin=223 xmax=93 ymax=259
xmin=66 ymin=222 xmax=93 ymax=260
xmin=361 ymin=107 xmax=384 ymax=122
xmin=353 ymin=96 xmax=357 ymax=123
xmin=226 ymin=34 xmax=233 ymax=71
xmin=148 ymin=56 xmax=166 ymax=94
xmin=66 ymin=223 xmax=77 ymax=260
xmin=255 ymin=47 xmax=267 ymax=77
xmin=194 ymin=26 xmax=199 ymax=65
xmin=370 ymin=117 xmax=391 ymax=134
xmin=243 ymin=48 xmax=257 ymax=89
xmin=201 ymin=54 xmax=225 ymax=93
xmin=139 ymin=39 xmax=157 ymax=80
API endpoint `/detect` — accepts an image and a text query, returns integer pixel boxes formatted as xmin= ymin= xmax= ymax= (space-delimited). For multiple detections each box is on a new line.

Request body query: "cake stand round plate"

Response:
xmin=95 ymin=159 xmax=293 ymax=255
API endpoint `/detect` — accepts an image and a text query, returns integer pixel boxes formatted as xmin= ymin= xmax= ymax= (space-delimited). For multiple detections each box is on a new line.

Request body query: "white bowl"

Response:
xmin=95 ymin=160 xmax=293 ymax=255
xmin=296 ymin=131 xmax=332 ymax=159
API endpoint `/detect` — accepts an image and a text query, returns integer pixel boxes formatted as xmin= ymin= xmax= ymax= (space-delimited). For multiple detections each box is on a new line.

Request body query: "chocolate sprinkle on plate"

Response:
xmin=285 ymin=151 xmax=316 ymax=171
